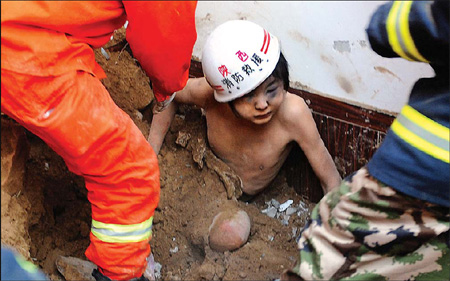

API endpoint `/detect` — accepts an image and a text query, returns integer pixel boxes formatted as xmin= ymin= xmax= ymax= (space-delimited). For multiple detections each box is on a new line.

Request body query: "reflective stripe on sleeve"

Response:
xmin=386 ymin=1 xmax=429 ymax=63
xmin=391 ymin=105 xmax=449 ymax=163
xmin=14 ymin=253 xmax=42 ymax=274
xmin=91 ymin=216 xmax=153 ymax=243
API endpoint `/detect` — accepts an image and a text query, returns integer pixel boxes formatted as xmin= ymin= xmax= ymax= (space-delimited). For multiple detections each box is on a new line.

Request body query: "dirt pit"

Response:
xmin=1 ymin=28 xmax=315 ymax=280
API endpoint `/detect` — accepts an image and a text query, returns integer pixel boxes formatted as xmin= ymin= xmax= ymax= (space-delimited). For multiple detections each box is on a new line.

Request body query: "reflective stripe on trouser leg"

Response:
xmin=91 ymin=217 xmax=153 ymax=243
xmin=1 ymin=70 xmax=160 ymax=280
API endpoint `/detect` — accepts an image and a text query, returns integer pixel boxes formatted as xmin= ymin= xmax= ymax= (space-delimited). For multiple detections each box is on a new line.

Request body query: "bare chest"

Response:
xmin=205 ymin=109 xmax=292 ymax=193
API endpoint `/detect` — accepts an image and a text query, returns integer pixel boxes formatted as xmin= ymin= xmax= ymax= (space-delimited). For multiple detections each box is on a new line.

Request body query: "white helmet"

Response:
xmin=202 ymin=20 xmax=281 ymax=103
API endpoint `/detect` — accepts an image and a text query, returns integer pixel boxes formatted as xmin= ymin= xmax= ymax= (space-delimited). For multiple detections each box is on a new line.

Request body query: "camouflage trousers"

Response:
xmin=282 ymin=167 xmax=449 ymax=280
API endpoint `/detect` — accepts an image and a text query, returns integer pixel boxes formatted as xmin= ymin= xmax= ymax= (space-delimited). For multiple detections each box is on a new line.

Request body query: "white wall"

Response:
xmin=193 ymin=1 xmax=434 ymax=114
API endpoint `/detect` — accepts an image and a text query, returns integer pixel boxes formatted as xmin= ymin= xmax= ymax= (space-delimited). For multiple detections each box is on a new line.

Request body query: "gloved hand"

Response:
xmin=152 ymin=92 xmax=176 ymax=114
xmin=92 ymin=268 xmax=149 ymax=281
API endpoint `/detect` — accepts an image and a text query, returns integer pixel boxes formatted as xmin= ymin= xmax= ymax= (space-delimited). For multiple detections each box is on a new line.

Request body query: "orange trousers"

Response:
xmin=1 ymin=69 xmax=160 ymax=280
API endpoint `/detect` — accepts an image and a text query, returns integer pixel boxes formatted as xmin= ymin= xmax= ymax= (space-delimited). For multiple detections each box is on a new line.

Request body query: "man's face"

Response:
xmin=231 ymin=76 xmax=286 ymax=125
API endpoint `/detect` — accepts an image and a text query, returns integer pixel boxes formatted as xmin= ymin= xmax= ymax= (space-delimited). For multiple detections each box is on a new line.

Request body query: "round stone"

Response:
xmin=208 ymin=209 xmax=251 ymax=252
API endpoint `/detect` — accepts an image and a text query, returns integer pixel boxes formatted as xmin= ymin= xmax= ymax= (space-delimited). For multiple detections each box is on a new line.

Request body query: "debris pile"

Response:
xmin=261 ymin=199 xmax=311 ymax=226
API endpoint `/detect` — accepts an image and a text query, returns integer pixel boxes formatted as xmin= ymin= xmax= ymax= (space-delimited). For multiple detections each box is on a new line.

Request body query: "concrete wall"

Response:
xmin=193 ymin=1 xmax=434 ymax=114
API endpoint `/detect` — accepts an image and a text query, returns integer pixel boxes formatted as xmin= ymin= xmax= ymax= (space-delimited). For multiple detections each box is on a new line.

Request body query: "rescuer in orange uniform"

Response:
xmin=1 ymin=1 xmax=197 ymax=280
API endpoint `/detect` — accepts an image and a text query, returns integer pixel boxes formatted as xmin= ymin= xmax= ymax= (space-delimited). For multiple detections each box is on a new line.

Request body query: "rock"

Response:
xmin=208 ymin=209 xmax=251 ymax=252
xmin=166 ymin=271 xmax=181 ymax=281
xmin=100 ymin=47 xmax=110 ymax=60
xmin=270 ymin=199 xmax=281 ymax=209
xmin=175 ymin=131 xmax=191 ymax=148
xmin=261 ymin=206 xmax=277 ymax=218
xmin=133 ymin=110 xmax=143 ymax=121
xmin=285 ymin=207 xmax=297 ymax=216
xmin=191 ymin=138 xmax=206 ymax=169
xmin=55 ymin=256 xmax=96 ymax=281
xmin=239 ymin=271 xmax=247 ymax=278
xmin=279 ymin=200 xmax=293 ymax=212
xmin=292 ymin=227 xmax=298 ymax=238
xmin=198 ymin=262 xmax=216 ymax=280
xmin=169 ymin=246 xmax=179 ymax=254
xmin=144 ymin=253 xmax=161 ymax=281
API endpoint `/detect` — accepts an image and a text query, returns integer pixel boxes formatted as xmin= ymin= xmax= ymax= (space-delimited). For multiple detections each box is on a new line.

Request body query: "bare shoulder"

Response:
xmin=278 ymin=92 xmax=319 ymax=141
xmin=279 ymin=92 xmax=311 ymax=126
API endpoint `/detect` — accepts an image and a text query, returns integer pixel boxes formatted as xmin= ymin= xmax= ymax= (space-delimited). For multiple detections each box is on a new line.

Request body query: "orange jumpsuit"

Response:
xmin=1 ymin=1 xmax=197 ymax=280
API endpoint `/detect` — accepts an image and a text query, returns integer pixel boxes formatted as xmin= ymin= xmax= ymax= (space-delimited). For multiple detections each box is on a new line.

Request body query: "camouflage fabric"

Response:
xmin=282 ymin=167 xmax=450 ymax=280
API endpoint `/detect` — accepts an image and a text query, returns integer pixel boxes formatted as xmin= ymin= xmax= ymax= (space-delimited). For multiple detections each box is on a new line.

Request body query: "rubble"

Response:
xmin=261 ymin=199 xmax=311 ymax=230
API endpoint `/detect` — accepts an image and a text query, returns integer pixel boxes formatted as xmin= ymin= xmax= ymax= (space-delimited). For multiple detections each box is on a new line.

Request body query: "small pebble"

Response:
xmin=239 ymin=272 xmax=247 ymax=278
xmin=133 ymin=111 xmax=143 ymax=121
xmin=100 ymin=48 xmax=110 ymax=60
xmin=169 ymin=246 xmax=178 ymax=254
xmin=261 ymin=206 xmax=277 ymax=218
xmin=271 ymin=199 xmax=281 ymax=209
xmin=286 ymin=207 xmax=297 ymax=216
xmin=279 ymin=200 xmax=293 ymax=212
xmin=292 ymin=227 xmax=298 ymax=238
xmin=154 ymin=263 xmax=162 ymax=279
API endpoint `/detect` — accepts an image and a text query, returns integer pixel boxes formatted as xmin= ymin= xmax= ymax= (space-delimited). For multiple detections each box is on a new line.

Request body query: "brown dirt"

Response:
xmin=1 ymin=27 xmax=315 ymax=280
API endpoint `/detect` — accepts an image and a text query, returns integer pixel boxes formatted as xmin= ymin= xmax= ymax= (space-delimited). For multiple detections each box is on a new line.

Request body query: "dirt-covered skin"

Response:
xmin=1 ymin=27 xmax=315 ymax=280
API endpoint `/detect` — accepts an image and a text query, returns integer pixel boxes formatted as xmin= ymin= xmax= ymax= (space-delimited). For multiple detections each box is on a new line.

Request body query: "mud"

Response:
xmin=1 ymin=27 xmax=315 ymax=280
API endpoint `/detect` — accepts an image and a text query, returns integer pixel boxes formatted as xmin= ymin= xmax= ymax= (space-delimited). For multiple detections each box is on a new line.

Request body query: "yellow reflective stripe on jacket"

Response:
xmin=91 ymin=217 xmax=153 ymax=243
xmin=386 ymin=1 xmax=429 ymax=63
xmin=401 ymin=105 xmax=450 ymax=142
xmin=391 ymin=105 xmax=449 ymax=163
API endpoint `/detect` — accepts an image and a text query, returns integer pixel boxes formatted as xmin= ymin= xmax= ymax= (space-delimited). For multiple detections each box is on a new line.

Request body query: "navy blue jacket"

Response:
xmin=365 ymin=0 xmax=449 ymax=207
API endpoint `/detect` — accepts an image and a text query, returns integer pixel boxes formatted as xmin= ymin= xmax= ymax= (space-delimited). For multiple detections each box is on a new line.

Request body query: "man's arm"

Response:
xmin=148 ymin=101 xmax=177 ymax=154
xmin=148 ymin=77 xmax=214 ymax=154
xmin=287 ymin=95 xmax=342 ymax=194
xmin=366 ymin=0 xmax=448 ymax=66
xmin=123 ymin=1 xmax=197 ymax=102
xmin=172 ymin=77 xmax=214 ymax=107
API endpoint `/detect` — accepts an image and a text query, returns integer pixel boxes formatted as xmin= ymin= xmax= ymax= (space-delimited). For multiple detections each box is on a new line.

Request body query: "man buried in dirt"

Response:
xmin=149 ymin=20 xmax=341 ymax=199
